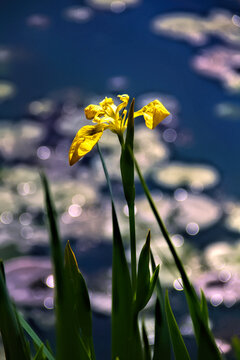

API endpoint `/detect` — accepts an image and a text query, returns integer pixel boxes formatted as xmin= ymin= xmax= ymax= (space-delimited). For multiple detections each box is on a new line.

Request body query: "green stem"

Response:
xmin=118 ymin=132 xmax=137 ymax=294
xmin=117 ymin=132 xmax=124 ymax=146
xmin=132 ymin=155 xmax=192 ymax=292
xmin=128 ymin=202 xmax=137 ymax=294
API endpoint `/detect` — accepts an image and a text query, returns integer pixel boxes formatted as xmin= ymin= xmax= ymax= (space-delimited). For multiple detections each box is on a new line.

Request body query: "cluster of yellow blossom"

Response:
xmin=69 ymin=94 xmax=170 ymax=166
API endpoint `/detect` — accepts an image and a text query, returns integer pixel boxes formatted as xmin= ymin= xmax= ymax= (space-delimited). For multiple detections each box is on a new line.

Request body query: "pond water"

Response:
xmin=0 ymin=0 xmax=240 ymax=358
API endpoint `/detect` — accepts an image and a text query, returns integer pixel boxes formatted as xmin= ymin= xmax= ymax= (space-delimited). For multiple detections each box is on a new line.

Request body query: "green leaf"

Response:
xmin=97 ymin=144 xmax=138 ymax=360
xmin=18 ymin=313 xmax=54 ymax=360
xmin=133 ymin=155 xmax=222 ymax=360
xmin=142 ymin=321 xmax=151 ymax=360
xmin=153 ymin=297 xmax=171 ymax=360
xmin=33 ymin=345 xmax=46 ymax=360
xmin=0 ymin=261 xmax=30 ymax=360
xmin=165 ymin=291 xmax=190 ymax=360
xmin=232 ymin=336 xmax=240 ymax=360
xmin=64 ymin=241 xmax=95 ymax=360
xmin=120 ymin=98 xmax=137 ymax=292
xmin=111 ymin=196 xmax=137 ymax=360
xmin=40 ymin=172 xmax=86 ymax=360
xmin=151 ymin=252 xmax=171 ymax=360
xmin=135 ymin=231 xmax=159 ymax=313
xmin=148 ymin=267 xmax=160 ymax=305
xmin=200 ymin=290 xmax=209 ymax=327
xmin=120 ymin=98 xmax=135 ymax=207
xmin=135 ymin=231 xmax=151 ymax=312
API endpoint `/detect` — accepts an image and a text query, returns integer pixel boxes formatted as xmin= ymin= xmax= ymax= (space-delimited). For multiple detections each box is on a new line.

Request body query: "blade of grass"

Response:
xmin=142 ymin=321 xmax=151 ymax=360
xmin=18 ymin=313 xmax=54 ymax=360
xmin=151 ymin=252 xmax=171 ymax=360
xmin=135 ymin=231 xmax=151 ymax=313
xmin=64 ymin=241 xmax=95 ymax=360
xmin=132 ymin=154 xmax=222 ymax=360
xmin=33 ymin=345 xmax=46 ymax=360
xmin=135 ymin=231 xmax=160 ymax=314
xmin=40 ymin=172 xmax=86 ymax=360
xmin=0 ymin=262 xmax=30 ymax=360
xmin=200 ymin=290 xmax=209 ymax=327
xmin=232 ymin=337 xmax=240 ymax=360
xmin=98 ymin=144 xmax=141 ymax=360
xmin=165 ymin=291 xmax=190 ymax=360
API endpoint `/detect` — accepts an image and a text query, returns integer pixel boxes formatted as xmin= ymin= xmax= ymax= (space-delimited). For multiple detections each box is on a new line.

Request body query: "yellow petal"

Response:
xmin=85 ymin=104 xmax=103 ymax=120
xmin=135 ymin=100 xmax=170 ymax=129
xmin=99 ymin=97 xmax=116 ymax=117
xmin=116 ymin=94 xmax=129 ymax=114
xmin=99 ymin=97 xmax=114 ymax=108
xmin=69 ymin=124 xmax=106 ymax=166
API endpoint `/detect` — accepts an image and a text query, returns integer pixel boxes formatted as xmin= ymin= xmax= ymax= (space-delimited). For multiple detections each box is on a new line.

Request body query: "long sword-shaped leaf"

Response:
xmin=232 ymin=337 xmax=240 ymax=360
xmin=135 ymin=231 xmax=159 ymax=314
xmin=18 ymin=313 xmax=54 ymax=360
xmin=40 ymin=172 xmax=86 ymax=360
xmin=97 ymin=144 xmax=137 ymax=360
xmin=133 ymin=154 xmax=222 ymax=360
xmin=33 ymin=345 xmax=46 ymax=360
xmin=165 ymin=291 xmax=190 ymax=360
xmin=142 ymin=321 xmax=151 ymax=360
xmin=0 ymin=261 xmax=30 ymax=360
xmin=120 ymin=99 xmax=137 ymax=292
xmin=64 ymin=241 xmax=95 ymax=360
xmin=151 ymin=253 xmax=171 ymax=360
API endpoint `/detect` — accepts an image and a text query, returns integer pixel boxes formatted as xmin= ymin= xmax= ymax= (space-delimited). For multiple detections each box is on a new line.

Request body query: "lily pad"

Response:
xmin=152 ymin=162 xmax=220 ymax=191
xmin=151 ymin=10 xmax=240 ymax=47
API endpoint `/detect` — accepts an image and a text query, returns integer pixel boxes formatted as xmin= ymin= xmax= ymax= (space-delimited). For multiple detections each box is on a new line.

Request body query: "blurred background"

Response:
xmin=0 ymin=0 xmax=240 ymax=358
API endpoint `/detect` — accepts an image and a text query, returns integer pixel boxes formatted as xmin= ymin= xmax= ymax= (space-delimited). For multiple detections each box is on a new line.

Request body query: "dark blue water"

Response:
xmin=1 ymin=0 xmax=240 ymax=197
xmin=1 ymin=0 xmax=240 ymax=358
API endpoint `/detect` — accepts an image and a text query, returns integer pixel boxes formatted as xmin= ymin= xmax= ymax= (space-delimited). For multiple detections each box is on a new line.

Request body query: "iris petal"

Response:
xmin=85 ymin=104 xmax=103 ymax=120
xmin=69 ymin=124 xmax=107 ymax=166
xmin=134 ymin=100 xmax=170 ymax=129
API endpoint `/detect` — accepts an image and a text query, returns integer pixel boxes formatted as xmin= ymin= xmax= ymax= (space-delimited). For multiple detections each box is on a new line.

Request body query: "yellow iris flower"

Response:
xmin=69 ymin=94 xmax=170 ymax=166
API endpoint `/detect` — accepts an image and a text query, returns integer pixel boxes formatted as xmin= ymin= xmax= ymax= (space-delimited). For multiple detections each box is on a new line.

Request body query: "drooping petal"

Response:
xmin=69 ymin=124 xmax=107 ymax=166
xmin=134 ymin=99 xmax=170 ymax=129
xmin=85 ymin=104 xmax=103 ymax=120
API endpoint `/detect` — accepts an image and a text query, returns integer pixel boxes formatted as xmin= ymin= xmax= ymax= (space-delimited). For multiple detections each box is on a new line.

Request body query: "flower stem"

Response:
xmin=117 ymin=132 xmax=124 ymax=146
xmin=128 ymin=201 xmax=137 ymax=294
xmin=118 ymin=131 xmax=137 ymax=294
